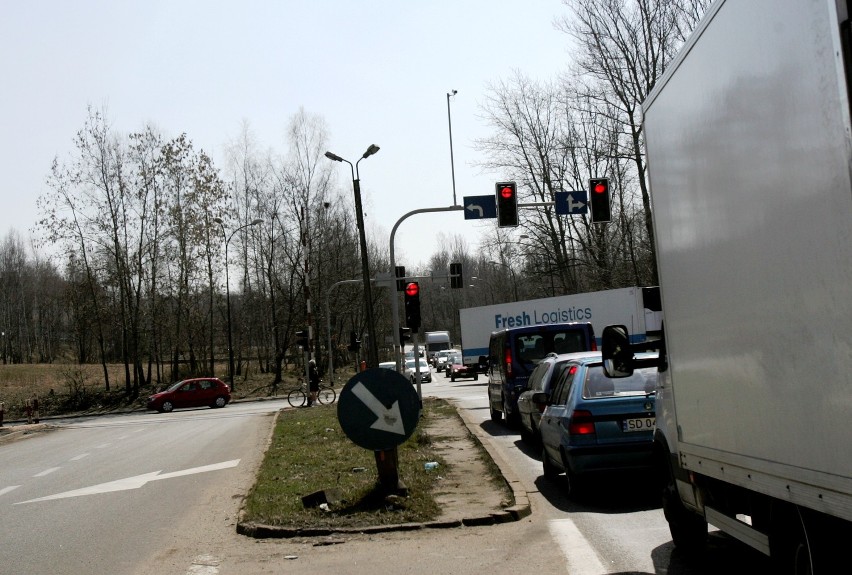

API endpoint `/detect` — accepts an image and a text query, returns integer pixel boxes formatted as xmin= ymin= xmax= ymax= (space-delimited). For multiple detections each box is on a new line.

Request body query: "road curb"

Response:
xmin=235 ymin=401 xmax=531 ymax=539
xmin=455 ymin=406 xmax=532 ymax=522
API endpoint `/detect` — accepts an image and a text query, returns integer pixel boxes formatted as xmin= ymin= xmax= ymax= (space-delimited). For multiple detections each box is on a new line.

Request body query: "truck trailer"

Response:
xmin=459 ymin=286 xmax=661 ymax=368
xmin=602 ymin=1 xmax=852 ymax=571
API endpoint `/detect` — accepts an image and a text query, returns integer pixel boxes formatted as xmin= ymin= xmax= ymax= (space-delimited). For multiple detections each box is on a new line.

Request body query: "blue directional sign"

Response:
xmin=463 ymin=195 xmax=497 ymax=220
xmin=337 ymin=368 xmax=422 ymax=451
xmin=555 ymin=190 xmax=589 ymax=215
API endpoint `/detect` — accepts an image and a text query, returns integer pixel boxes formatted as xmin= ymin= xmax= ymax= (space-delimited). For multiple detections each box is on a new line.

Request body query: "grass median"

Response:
xmin=241 ymin=397 xmax=486 ymax=529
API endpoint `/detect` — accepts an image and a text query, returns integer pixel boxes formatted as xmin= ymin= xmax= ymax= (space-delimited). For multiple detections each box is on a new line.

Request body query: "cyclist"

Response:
xmin=307 ymin=359 xmax=320 ymax=406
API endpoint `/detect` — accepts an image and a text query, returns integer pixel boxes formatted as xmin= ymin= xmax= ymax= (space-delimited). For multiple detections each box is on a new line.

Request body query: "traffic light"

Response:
xmin=496 ymin=181 xmax=519 ymax=228
xmin=404 ymin=281 xmax=421 ymax=332
xmin=295 ymin=329 xmax=309 ymax=349
xmin=399 ymin=326 xmax=411 ymax=343
xmin=589 ymin=177 xmax=611 ymax=223
xmin=347 ymin=330 xmax=361 ymax=352
xmin=395 ymin=265 xmax=406 ymax=291
xmin=450 ymin=262 xmax=463 ymax=289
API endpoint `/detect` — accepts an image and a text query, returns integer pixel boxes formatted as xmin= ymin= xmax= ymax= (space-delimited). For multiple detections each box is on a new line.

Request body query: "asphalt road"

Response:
xmin=0 ymin=401 xmax=276 ymax=575
xmin=0 ymin=370 xmax=773 ymax=574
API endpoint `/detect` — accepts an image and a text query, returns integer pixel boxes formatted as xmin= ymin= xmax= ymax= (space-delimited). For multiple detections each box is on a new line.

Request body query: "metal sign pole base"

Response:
xmin=374 ymin=448 xmax=408 ymax=496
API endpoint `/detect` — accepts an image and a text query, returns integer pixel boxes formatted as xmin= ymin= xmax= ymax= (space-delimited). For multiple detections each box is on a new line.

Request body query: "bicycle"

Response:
xmin=287 ymin=379 xmax=336 ymax=407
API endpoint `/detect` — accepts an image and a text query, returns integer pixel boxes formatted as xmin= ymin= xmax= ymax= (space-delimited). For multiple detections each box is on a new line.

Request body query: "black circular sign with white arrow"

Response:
xmin=337 ymin=368 xmax=421 ymax=451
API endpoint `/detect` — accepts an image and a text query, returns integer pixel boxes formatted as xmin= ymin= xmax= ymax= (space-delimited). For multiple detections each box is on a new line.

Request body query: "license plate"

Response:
xmin=623 ymin=417 xmax=655 ymax=432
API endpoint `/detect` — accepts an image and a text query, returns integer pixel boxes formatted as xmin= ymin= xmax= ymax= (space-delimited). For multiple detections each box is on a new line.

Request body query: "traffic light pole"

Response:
xmin=389 ymin=205 xmax=465 ymax=369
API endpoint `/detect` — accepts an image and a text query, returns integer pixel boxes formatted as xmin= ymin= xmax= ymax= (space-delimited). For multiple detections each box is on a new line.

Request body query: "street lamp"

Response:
xmin=213 ymin=217 xmax=263 ymax=391
xmin=325 ymin=145 xmax=381 ymax=368
xmin=489 ymin=260 xmax=519 ymax=301
xmin=447 ymin=89 xmax=458 ymax=206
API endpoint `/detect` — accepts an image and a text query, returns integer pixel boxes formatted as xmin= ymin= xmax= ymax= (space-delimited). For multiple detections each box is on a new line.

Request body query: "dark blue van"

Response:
xmin=487 ymin=322 xmax=596 ymax=426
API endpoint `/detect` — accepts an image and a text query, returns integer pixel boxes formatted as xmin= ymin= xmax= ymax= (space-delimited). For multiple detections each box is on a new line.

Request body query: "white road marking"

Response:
xmin=94 ymin=443 xmax=112 ymax=449
xmin=70 ymin=453 xmax=89 ymax=461
xmin=16 ymin=459 xmax=240 ymax=504
xmin=549 ymin=518 xmax=609 ymax=574
xmin=33 ymin=467 xmax=61 ymax=477
xmin=0 ymin=486 xmax=21 ymax=497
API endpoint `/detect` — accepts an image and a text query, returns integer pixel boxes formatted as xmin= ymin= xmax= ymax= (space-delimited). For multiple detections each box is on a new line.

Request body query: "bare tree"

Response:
xmin=557 ymin=0 xmax=712 ymax=284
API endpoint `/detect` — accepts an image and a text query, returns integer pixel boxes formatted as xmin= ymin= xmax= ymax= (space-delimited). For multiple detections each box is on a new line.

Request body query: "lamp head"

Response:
xmin=213 ymin=217 xmax=223 ymax=224
xmin=362 ymin=144 xmax=380 ymax=159
xmin=324 ymin=151 xmax=344 ymax=162
xmin=250 ymin=219 xmax=263 ymax=226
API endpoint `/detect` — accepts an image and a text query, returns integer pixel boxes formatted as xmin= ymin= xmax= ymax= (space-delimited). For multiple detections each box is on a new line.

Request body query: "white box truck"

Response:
xmin=602 ymin=1 xmax=852 ymax=570
xmin=423 ymin=330 xmax=452 ymax=359
xmin=459 ymin=286 xmax=661 ymax=368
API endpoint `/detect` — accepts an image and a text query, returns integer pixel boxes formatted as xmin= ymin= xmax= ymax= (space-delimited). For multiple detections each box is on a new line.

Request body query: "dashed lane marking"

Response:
xmin=549 ymin=518 xmax=608 ymax=574
xmin=0 ymin=486 xmax=20 ymax=497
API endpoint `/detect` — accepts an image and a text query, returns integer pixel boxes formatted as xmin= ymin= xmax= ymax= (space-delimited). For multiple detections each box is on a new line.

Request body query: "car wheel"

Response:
xmin=212 ymin=396 xmax=227 ymax=408
xmin=503 ymin=395 xmax=519 ymax=428
xmin=520 ymin=424 xmax=533 ymax=444
xmin=161 ymin=400 xmax=174 ymax=413
xmin=542 ymin=447 xmax=559 ymax=480
xmin=473 ymin=373 xmax=478 ymax=381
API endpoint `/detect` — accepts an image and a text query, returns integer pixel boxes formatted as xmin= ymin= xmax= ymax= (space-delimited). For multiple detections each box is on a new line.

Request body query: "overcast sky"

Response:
xmin=1 ymin=0 xmax=572 ymax=269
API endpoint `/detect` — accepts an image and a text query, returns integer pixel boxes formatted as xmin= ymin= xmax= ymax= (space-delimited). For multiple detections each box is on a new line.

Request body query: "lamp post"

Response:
xmin=325 ymin=145 xmax=380 ymax=368
xmin=213 ymin=217 xmax=263 ymax=391
xmin=447 ymin=89 xmax=458 ymax=206
xmin=489 ymin=260 xmax=519 ymax=301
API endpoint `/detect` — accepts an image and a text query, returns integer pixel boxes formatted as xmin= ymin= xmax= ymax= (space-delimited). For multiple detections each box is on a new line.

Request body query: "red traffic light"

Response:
xmin=404 ymin=282 xmax=419 ymax=297
xmin=593 ymin=181 xmax=607 ymax=194
xmin=500 ymin=186 xmax=515 ymax=199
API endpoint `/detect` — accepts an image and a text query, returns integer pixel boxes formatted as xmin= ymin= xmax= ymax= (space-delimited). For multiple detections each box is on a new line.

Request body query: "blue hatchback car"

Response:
xmin=536 ymin=352 xmax=658 ymax=496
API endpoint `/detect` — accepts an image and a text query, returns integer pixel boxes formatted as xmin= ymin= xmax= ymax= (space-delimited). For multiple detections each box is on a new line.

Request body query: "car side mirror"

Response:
xmin=531 ymin=392 xmax=549 ymax=404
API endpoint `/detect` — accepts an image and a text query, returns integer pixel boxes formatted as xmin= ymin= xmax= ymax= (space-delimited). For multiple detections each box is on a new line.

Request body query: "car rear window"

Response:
xmin=514 ymin=329 xmax=590 ymax=365
xmin=582 ymin=366 xmax=656 ymax=399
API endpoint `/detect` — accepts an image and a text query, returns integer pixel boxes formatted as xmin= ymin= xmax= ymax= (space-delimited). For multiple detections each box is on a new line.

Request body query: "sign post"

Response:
xmin=337 ymin=368 xmax=422 ymax=494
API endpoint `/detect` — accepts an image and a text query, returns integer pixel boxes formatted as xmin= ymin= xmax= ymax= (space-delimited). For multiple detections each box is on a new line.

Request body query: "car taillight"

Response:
xmin=504 ymin=348 xmax=512 ymax=376
xmin=591 ymin=339 xmax=598 ymax=351
xmin=568 ymin=410 xmax=595 ymax=435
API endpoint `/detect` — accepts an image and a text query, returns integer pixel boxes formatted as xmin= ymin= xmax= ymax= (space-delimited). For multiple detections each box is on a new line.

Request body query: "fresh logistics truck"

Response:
xmin=458 ymin=286 xmax=661 ymax=368
xmin=601 ymin=1 xmax=852 ymax=571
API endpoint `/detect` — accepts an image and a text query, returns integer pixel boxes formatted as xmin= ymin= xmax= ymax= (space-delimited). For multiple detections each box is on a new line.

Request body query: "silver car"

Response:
xmin=404 ymin=358 xmax=432 ymax=384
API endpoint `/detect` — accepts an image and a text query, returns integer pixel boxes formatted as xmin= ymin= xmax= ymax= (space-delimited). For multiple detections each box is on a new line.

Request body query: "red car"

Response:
xmin=449 ymin=358 xmax=478 ymax=382
xmin=146 ymin=378 xmax=231 ymax=412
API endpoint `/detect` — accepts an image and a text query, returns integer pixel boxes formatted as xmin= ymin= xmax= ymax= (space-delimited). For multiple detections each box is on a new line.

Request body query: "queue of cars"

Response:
xmin=485 ymin=323 xmax=660 ymax=498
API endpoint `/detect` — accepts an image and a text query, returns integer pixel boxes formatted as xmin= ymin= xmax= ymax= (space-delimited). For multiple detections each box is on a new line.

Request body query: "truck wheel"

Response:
xmin=662 ymin=458 xmax=707 ymax=552
xmin=770 ymin=504 xmax=814 ymax=575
